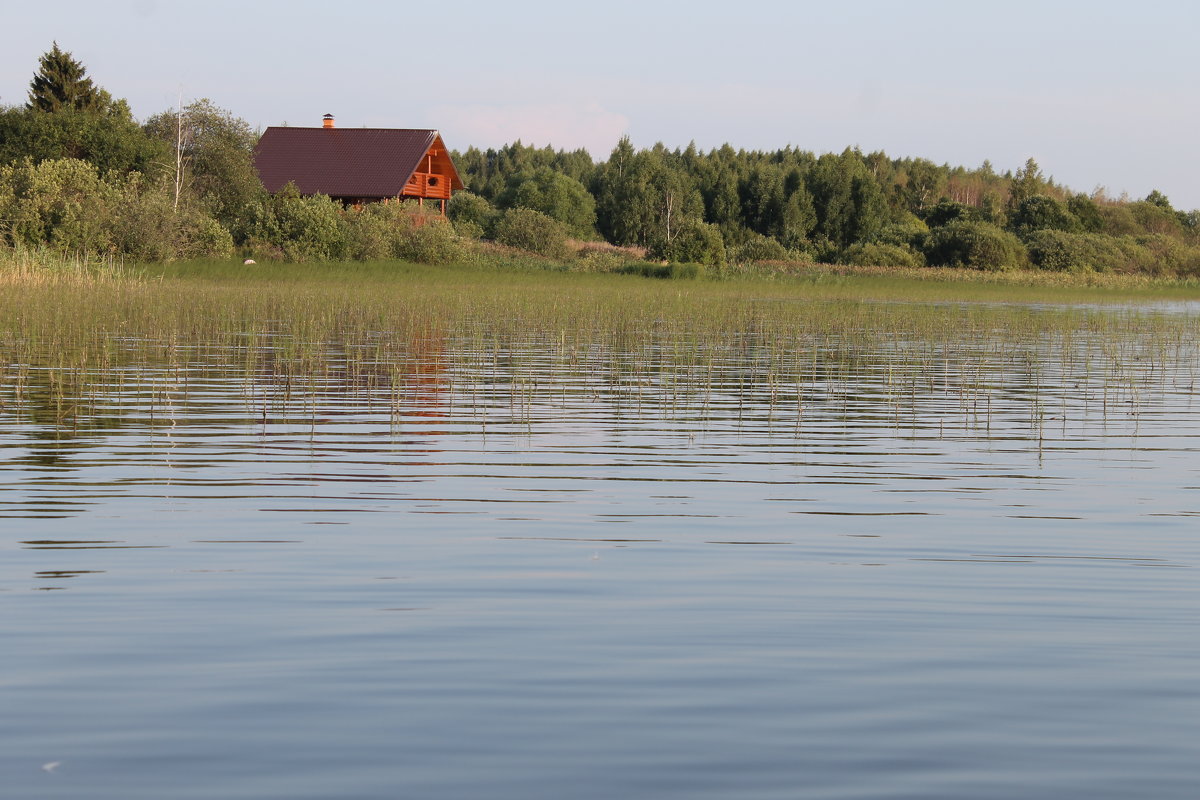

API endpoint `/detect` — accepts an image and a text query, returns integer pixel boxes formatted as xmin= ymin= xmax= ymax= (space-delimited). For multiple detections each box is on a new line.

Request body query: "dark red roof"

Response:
xmin=253 ymin=127 xmax=463 ymax=198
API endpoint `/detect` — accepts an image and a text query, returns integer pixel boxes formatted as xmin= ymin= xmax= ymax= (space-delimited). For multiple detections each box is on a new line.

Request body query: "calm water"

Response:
xmin=3 ymin=304 xmax=1199 ymax=799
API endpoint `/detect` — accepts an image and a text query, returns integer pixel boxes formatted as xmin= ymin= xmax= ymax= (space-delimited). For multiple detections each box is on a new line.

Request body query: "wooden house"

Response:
xmin=253 ymin=114 xmax=464 ymax=214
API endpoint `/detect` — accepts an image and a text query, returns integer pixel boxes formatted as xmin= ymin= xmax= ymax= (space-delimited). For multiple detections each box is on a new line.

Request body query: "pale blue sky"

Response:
xmin=3 ymin=0 xmax=1197 ymax=208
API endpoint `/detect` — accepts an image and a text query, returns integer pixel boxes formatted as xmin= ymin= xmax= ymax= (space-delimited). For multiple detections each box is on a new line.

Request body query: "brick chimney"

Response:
xmin=322 ymin=113 xmax=335 ymax=129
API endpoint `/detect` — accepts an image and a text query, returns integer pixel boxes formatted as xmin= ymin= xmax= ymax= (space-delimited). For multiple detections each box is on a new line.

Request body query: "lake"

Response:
xmin=3 ymin=296 xmax=1198 ymax=799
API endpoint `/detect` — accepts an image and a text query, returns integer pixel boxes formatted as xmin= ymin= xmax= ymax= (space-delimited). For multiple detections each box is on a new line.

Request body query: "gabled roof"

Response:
xmin=253 ymin=127 xmax=464 ymax=198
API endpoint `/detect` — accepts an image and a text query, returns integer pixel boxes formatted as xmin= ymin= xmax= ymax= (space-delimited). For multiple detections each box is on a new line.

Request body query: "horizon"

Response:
xmin=2 ymin=0 xmax=1197 ymax=210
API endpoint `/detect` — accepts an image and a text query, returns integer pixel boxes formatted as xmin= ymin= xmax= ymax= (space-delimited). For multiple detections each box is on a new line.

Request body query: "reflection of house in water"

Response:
xmin=250 ymin=329 xmax=451 ymax=435
xmin=253 ymin=115 xmax=465 ymax=215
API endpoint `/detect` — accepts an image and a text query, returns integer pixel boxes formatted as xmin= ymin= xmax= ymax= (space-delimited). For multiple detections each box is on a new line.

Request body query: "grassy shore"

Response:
xmin=3 ymin=247 xmax=1199 ymax=366
xmin=2 ymin=250 xmax=1190 ymax=438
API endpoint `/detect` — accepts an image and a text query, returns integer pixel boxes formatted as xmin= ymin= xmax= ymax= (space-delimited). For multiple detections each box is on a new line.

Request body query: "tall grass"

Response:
xmin=2 ymin=253 xmax=1198 ymax=436
xmin=0 ymin=245 xmax=137 ymax=288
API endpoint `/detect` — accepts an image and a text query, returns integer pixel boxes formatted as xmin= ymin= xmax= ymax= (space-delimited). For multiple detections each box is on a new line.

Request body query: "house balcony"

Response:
xmin=404 ymin=172 xmax=452 ymax=200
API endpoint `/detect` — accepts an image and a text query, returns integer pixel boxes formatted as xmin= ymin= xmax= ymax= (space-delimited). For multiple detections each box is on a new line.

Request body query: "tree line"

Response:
xmin=451 ymin=140 xmax=1200 ymax=273
xmin=2 ymin=44 xmax=1199 ymax=275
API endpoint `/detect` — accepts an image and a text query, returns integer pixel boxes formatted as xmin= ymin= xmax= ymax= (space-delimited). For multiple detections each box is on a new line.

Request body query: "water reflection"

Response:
xmin=2 ymin=303 xmax=1199 ymax=799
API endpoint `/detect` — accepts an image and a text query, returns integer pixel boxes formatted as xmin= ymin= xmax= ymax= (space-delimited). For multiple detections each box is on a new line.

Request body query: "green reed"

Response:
xmin=2 ymin=255 xmax=1199 ymax=436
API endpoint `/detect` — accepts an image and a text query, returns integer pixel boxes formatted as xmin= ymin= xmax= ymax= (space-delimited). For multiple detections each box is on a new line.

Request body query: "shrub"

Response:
xmin=342 ymin=205 xmax=394 ymax=261
xmin=730 ymin=233 xmax=788 ymax=264
xmin=447 ymin=191 xmax=499 ymax=237
xmin=495 ymin=207 xmax=571 ymax=259
xmin=452 ymin=219 xmax=484 ymax=241
xmin=842 ymin=242 xmax=924 ymax=268
xmin=619 ymin=261 xmax=705 ymax=279
xmin=0 ymin=158 xmax=117 ymax=254
xmin=275 ymin=194 xmax=347 ymax=262
xmin=1009 ymin=194 xmax=1080 ymax=237
xmin=922 ymin=199 xmax=978 ymax=227
xmin=395 ymin=218 xmax=463 ymax=265
xmin=1129 ymin=201 xmax=1183 ymax=236
xmin=1024 ymin=230 xmax=1125 ymax=273
xmin=575 ymin=249 xmax=628 ymax=273
xmin=1128 ymin=234 xmax=1191 ymax=275
xmin=647 ymin=220 xmax=726 ymax=266
xmin=179 ymin=214 xmax=234 ymax=259
xmin=240 ymin=185 xmax=347 ymax=262
xmin=1099 ymin=205 xmax=1142 ymax=237
xmin=924 ymin=220 xmax=1028 ymax=271
xmin=502 ymin=167 xmax=596 ymax=237
xmin=107 ymin=172 xmax=178 ymax=262
xmin=876 ymin=214 xmax=929 ymax=248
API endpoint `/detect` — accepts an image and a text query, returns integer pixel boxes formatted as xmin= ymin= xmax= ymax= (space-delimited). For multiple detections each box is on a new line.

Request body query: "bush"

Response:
xmin=0 ymin=157 xmax=230 ymax=262
xmin=339 ymin=202 xmax=464 ymax=264
xmin=619 ymin=261 xmax=705 ymax=279
xmin=575 ymin=249 xmax=628 ymax=273
xmin=876 ymin=214 xmax=929 ymax=248
xmin=1127 ymin=234 xmax=1194 ymax=276
xmin=240 ymin=185 xmax=347 ymax=262
xmin=179 ymin=214 xmax=234 ymax=259
xmin=107 ymin=172 xmax=177 ymax=262
xmin=342 ymin=205 xmax=395 ymax=261
xmin=842 ymin=242 xmax=924 ymax=268
xmin=495 ymin=207 xmax=571 ymax=258
xmin=395 ymin=218 xmax=463 ymax=265
xmin=924 ymin=220 xmax=1027 ymax=271
xmin=1024 ymin=230 xmax=1126 ymax=273
xmin=1099 ymin=205 xmax=1142 ymax=237
xmin=922 ymin=199 xmax=978 ymax=227
xmin=502 ymin=167 xmax=596 ymax=237
xmin=730 ymin=233 xmax=788 ymax=264
xmin=1009 ymin=194 xmax=1080 ymax=237
xmin=1129 ymin=201 xmax=1183 ymax=236
xmin=647 ymin=220 xmax=726 ymax=266
xmin=276 ymin=194 xmax=347 ymax=262
xmin=0 ymin=158 xmax=117 ymax=254
xmin=447 ymin=191 xmax=499 ymax=237
xmin=452 ymin=219 xmax=484 ymax=241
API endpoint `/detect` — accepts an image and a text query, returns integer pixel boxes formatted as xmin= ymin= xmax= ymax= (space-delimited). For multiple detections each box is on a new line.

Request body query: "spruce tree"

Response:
xmin=27 ymin=42 xmax=101 ymax=113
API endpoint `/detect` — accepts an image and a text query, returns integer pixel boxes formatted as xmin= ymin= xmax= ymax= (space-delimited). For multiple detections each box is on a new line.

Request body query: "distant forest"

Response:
xmin=3 ymin=44 xmax=1199 ymax=274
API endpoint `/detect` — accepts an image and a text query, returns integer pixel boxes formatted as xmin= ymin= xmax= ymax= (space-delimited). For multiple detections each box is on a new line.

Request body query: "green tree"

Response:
xmin=3 ymin=46 xmax=164 ymax=177
xmin=1066 ymin=194 xmax=1104 ymax=233
xmin=741 ymin=164 xmax=784 ymax=237
xmin=704 ymin=164 xmax=743 ymax=241
xmin=1008 ymin=157 xmax=1046 ymax=209
xmin=143 ymin=99 xmax=263 ymax=228
xmin=1008 ymin=195 xmax=1079 ymax=237
xmin=896 ymin=158 xmax=947 ymax=213
xmin=776 ymin=186 xmax=817 ymax=249
xmin=27 ymin=43 xmax=105 ymax=113
xmin=500 ymin=166 xmax=596 ymax=237
xmin=807 ymin=149 xmax=886 ymax=248
xmin=922 ymin=199 xmax=978 ymax=227
xmin=594 ymin=137 xmax=663 ymax=246
xmin=1144 ymin=190 xmax=1173 ymax=210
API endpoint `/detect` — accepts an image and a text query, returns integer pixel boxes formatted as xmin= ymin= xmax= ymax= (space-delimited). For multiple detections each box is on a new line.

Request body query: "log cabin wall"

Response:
xmin=403 ymin=136 xmax=456 ymax=201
